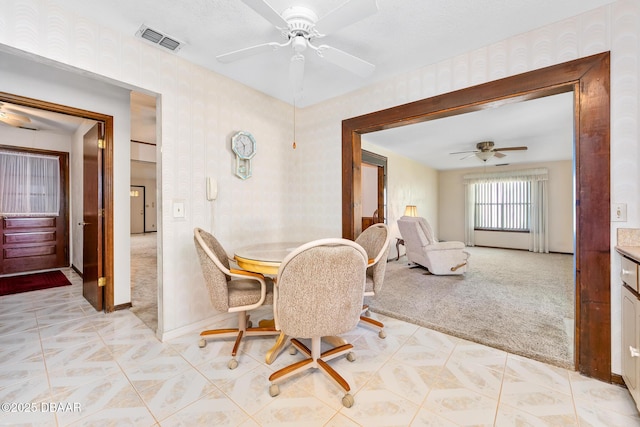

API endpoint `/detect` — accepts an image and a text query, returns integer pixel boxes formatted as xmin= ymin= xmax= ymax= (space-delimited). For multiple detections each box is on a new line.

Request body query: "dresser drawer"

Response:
xmin=622 ymin=256 xmax=639 ymax=292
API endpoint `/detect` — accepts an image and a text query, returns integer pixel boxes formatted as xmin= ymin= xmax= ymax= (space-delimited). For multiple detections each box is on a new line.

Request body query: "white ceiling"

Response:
xmin=3 ymin=1 xmax=611 ymax=169
xmin=49 ymin=0 xmax=613 ymax=108
xmin=363 ymin=91 xmax=575 ymax=170
xmin=0 ymin=101 xmax=86 ymax=134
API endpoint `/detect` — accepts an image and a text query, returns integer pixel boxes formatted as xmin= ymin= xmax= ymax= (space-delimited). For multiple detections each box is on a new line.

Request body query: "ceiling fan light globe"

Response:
xmin=292 ymin=36 xmax=307 ymax=53
xmin=476 ymin=151 xmax=494 ymax=161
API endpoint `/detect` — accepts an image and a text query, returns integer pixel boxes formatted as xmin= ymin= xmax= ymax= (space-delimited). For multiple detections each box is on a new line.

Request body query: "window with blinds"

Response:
xmin=474 ymin=180 xmax=531 ymax=231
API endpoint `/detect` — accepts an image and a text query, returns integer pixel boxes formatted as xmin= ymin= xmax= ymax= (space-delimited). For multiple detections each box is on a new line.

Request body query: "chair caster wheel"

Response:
xmin=342 ymin=393 xmax=354 ymax=408
xmin=346 ymin=352 xmax=356 ymax=362
xmin=248 ymin=320 xmax=253 ymax=328
xmin=227 ymin=358 xmax=238 ymax=370
xmin=198 ymin=338 xmax=207 ymax=348
xmin=269 ymin=384 xmax=280 ymax=397
xmin=378 ymin=330 xmax=387 ymax=339
xmin=289 ymin=345 xmax=297 ymax=355
xmin=364 ymin=309 xmax=371 ymax=316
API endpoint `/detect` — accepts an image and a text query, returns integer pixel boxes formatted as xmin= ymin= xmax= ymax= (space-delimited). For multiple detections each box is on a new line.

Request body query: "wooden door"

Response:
xmin=82 ymin=123 xmax=103 ymax=310
xmin=0 ymin=147 xmax=69 ymax=275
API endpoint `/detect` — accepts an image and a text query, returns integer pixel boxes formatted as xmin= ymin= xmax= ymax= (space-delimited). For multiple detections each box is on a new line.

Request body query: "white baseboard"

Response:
xmin=158 ymin=312 xmax=232 ymax=342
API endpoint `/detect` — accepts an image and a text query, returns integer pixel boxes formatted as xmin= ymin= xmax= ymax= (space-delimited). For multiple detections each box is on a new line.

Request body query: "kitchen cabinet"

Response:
xmin=621 ymin=253 xmax=640 ymax=411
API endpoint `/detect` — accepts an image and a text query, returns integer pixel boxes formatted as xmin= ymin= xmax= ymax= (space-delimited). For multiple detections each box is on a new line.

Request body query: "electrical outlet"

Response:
xmin=173 ymin=201 xmax=185 ymax=218
xmin=612 ymin=203 xmax=627 ymax=222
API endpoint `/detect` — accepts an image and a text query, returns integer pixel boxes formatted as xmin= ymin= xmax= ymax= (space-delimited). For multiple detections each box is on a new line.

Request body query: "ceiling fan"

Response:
xmin=0 ymin=103 xmax=31 ymax=128
xmin=216 ymin=0 xmax=379 ymax=93
xmin=450 ymin=141 xmax=528 ymax=162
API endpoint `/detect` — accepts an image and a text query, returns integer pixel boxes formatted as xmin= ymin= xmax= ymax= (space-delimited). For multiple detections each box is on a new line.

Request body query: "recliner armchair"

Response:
xmin=397 ymin=216 xmax=469 ymax=275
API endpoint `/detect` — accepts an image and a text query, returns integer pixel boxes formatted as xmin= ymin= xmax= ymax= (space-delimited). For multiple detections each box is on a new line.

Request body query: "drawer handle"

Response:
xmin=622 ymin=269 xmax=634 ymax=276
xmin=630 ymin=346 xmax=640 ymax=358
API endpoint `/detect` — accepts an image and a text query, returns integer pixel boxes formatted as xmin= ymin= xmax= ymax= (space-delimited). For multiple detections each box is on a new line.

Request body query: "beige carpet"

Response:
xmin=367 ymin=246 xmax=575 ymax=369
xmin=130 ymin=232 xmax=158 ymax=331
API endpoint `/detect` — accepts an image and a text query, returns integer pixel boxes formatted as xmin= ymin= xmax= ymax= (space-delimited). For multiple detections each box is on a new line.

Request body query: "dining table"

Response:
xmin=233 ymin=241 xmax=304 ymax=276
xmin=233 ymin=241 xmax=304 ymax=364
xmin=234 ymin=239 xmax=364 ymax=364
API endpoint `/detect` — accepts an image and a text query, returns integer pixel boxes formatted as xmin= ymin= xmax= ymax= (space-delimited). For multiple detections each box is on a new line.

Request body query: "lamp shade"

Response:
xmin=404 ymin=205 xmax=417 ymax=217
xmin=476 ymin=151 xmax=494 ymax=161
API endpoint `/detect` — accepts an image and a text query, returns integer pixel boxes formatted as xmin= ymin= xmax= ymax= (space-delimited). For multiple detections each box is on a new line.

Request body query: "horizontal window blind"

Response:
xmin=474 ymin=180 xmax=530 ymax=231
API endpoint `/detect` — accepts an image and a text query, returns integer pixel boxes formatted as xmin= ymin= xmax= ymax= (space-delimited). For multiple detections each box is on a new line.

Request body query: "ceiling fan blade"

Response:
xmin=241 ymin=0 xmax=288 ymax=28
xmin=494 ymin=152 xmax=506 ymax=158
xmin=0 ymin=116 xmax=23 ymax=127
xmin=290 ymin=54 xmax=305 ymax=93
xmin=449 ymin=150 xmax=478 ymax=155
xmin=1 ymin=110 xmax=30 ymax=123
xmin=315 ymin=0 xmax=379 ymax=35
xmin=315 ymin=45 xmax=374 ymax=77
xmin=494 ymin=146 xmax=528 ymax=151
xmin=460 ymin=153 xmax=477 ymax=160
xmin=216 ymin=42 xmax=284 ymax=63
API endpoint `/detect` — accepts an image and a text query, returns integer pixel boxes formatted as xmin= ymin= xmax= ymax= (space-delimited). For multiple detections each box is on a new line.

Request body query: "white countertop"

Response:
xmin=616 ymin=246 xmax=640 ymax=263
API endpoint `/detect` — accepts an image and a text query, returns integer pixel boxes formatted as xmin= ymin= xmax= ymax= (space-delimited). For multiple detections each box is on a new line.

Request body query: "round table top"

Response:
xmin=234 ymin=242 xmax=305 ymax=275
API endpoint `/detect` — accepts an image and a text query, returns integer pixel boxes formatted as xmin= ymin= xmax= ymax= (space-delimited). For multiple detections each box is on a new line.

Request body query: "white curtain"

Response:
xmin=463 ymin=168 xmax=549 ymax=253
xmin=464 ymin=182 xmax=475 ymax=246
xmin=0 ymin=151 xmax=60 ymax=216
xmin=529 ymin=176 xmax=549 ymax=253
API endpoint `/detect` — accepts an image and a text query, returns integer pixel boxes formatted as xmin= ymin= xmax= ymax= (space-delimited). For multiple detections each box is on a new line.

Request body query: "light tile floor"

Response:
xmin=1 ymin=269 xmax=639 ymax=426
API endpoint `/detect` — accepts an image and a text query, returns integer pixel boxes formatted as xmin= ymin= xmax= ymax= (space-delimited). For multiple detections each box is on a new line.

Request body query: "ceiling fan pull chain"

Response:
xmin=292 ymin=99 xmax=297 ymax=150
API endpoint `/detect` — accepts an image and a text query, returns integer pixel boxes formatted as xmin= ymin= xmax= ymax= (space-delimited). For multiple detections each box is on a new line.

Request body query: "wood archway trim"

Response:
xmin=342 ymin=52 xmax=610 ymax=381
xmin=0 ymin=91 xmax=115 ymax=313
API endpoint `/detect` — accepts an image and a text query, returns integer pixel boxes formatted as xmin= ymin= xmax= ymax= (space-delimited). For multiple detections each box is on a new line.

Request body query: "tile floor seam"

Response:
xmin=86 ymin=338 xmax=160 ymax=425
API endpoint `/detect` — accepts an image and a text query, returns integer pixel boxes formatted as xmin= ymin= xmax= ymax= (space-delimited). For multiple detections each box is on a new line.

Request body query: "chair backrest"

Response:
xmin=193 ymin=227 xmax=231 ymax=312
xmin=356 ymin=223 xmax=390 ymax=290
xmin=275 ymin=238 xmax=368 ymax=338
xmin=397 ymin=216 xmax=438 ymax=248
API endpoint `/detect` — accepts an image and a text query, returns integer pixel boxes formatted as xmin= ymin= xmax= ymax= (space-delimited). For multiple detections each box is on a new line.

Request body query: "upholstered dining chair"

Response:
xmin=397 ymin=216 xmax=470 ymax=275
xmin=355 ymin=223 xmax=390 ymax=339
xmin=268 ymin=238 xmax=368 ymax=408
xmin=193 ymin=227 xmax=279 ymax=369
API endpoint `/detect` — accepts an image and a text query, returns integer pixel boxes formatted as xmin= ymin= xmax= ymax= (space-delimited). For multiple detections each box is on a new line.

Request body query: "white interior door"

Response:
xmin=130 ymin=185 xmax=144 ymax=234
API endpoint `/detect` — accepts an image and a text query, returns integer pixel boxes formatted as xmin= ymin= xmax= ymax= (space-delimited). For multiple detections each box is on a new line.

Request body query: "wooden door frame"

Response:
xmin=0 ymin=91 xmax=115 ymax=312
xmin=342 ymin=52 xmax=610 ymax=381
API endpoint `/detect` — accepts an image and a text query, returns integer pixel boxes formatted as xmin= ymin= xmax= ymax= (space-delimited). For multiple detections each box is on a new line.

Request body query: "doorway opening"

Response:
xmin=361 ymin=150 xmax=387 ymax=231
xmin=129 ymin=91 xmax=159 ymax=332
xmin=0 ymin=91 xmax=115 ymax=312
xmin=342 ymin=52 xmax=611 ymax=381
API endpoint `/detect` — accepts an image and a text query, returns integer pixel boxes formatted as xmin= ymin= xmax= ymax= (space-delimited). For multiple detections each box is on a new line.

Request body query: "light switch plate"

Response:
xmin=612 ymin=203 xmax=627 ymax=222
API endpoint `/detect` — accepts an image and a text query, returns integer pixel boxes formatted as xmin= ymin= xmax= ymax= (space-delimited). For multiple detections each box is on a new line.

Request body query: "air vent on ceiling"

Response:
xmin=135 ymin=25 xmax=183 ymax=52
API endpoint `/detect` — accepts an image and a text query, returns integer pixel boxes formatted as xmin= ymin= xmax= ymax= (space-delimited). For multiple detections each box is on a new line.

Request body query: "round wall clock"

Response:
xmin=231 ymin=131 xmax=256 ymax=179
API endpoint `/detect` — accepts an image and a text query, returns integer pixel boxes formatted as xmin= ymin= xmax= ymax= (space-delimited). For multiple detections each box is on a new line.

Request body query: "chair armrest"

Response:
xmin=425 ymin=241 xmax=466 ymax=251
xmin=229 ymin=268 xmax=266 ymax=281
